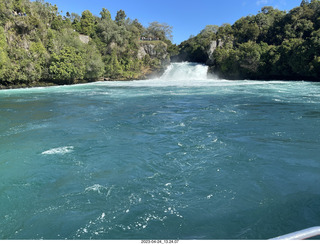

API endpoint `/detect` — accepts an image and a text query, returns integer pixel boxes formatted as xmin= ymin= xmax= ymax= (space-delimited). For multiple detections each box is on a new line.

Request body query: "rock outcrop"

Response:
xmin=138 ymin=41 xmax=170 ymax=65
xmin=79 ymin=34 xmax=90 ymax=44
xmin=206 ymin=39 xmax=223 ymax=65
xmin=137 ymin=41 xmax=170 ymax=77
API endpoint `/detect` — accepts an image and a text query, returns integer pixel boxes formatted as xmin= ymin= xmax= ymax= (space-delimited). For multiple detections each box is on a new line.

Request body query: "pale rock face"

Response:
xmin=143 ymin=44 xmax=157 ymax=56
xmin=207 ymin=39 xmax=224 ymax=64
xmin=138 ymin=43 xmax=168 ymax=59
xmin=79 ymin=34 xmax=90 ymax=44
xmin=137 ymin=45 xmax=147 ymax=59
xmin=137 ymin=42 xmax=168 ymax=60
xmin=207 ymin=40 xmax=217 ymax=58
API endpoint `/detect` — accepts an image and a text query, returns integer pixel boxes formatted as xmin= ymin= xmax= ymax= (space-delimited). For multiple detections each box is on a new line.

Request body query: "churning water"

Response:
xmin=1 ymin=63 xmax=320 ymax=240
xmin=160 ymin=62 xmax=209 ymax=81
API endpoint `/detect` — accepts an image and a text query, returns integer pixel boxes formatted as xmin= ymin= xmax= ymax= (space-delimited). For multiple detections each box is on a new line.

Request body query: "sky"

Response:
xmin=42 ymin=0 xmax=303 ymax=44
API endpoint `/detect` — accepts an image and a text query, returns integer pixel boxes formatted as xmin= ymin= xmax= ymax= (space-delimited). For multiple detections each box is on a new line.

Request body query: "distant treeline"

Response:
xmin=174 ymin=0 xmax=320 ymax=81
xmin=0 ymin=0 xmax=175 ymax=87
xmin=2 ymin=0 xmax=319 ymax=87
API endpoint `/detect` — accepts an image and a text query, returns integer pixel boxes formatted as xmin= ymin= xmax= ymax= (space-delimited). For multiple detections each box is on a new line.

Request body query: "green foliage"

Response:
xmin=49 ymin=46 xmax=85 ymax=83
xmin=0 ymin=26 xmax=7 ymax=49
xmin=51 ymin=15 xmax=64 ymax=30
xmin=13 ymin=0 xmax=26 ymax=13
xmin=237 ymin=41 xmax=263 ymax=76
xmin=100 ymin=8 xmax=111 ymax=21
xmin=84 ymin=44 xmax=105 ymax=80
xmin=72 ymin=19 xmax=81 ymax=33
xmin=145 ymin=21 xmax=173 ymax=41
xmin=176 ymin=25 xmax=217 ymax=63
xmin=3 ymin=0 xmax=320 ymax=85
xmin=258 ymin=45 xmax=280 ymax=77
xmin=0 ymin=26 xmax=9 ymax=83
xmin=115 ymin=10 xmax=126 ymax=26
xmin=180 ymin=1 xmax=320 ymax=81
xmin=80 ymin=10 xmax=96 ymax=36
xmin=233 ymin=16 xmax=260 ymax=43
xmin=0 ymin=1 xmax=9 ymax=26
xmin=105 ymin=49 xmax=123 ymax=78
xmin=5 ymin=47 xmax=41 ymax=83
xmin=29 ymin=41 xmax=49 ymax=80
xmin=0 ymin=0 xmax=172 ymax=86
xmin=211 ymin=48 xmax=239 ymax=77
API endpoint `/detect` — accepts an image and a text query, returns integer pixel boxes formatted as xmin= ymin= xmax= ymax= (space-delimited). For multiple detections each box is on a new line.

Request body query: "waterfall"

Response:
xmin=159 ymin=62 xmax=209 ymax=81
xmin=95 ymin=62 xmax=218 ymax=87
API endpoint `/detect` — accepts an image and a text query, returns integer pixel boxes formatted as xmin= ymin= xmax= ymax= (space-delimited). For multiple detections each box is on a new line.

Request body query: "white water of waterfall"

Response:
xmin=159 ymin=62 xmax=209 ymax=81
xmin=96 ymin=62 xmax=228 ymax=87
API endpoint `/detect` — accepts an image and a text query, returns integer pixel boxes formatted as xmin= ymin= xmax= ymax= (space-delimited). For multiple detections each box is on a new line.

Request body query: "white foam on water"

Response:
xmin=85 ymin=184 xmax=105 ymax=193
xmin=159 ymin=62 xmax=209 ymax=81
xmin=0 ymin=63 xmax=292 ymax=96
xmin=85 ymin=184 xmax=114 ymax=197
xmin=93 ymin=62 xmax=288 ymax=88
xmin=41 ymin=146 xmax=74 ymax=155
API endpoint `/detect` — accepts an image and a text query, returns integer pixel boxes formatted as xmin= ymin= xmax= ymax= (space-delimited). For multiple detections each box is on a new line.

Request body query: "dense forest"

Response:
xmin=1 ymin=0 xmax=320 ymax=87
xmin=0 ymin=0 xmax=176 ymax=88
xmin=175 ymin=0 xmax=320 ymax=81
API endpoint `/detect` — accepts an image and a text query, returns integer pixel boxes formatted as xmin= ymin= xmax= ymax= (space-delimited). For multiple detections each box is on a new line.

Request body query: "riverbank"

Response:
xmin=0 ymin=67 xmax=168 ymax=90
xmin=0 ymin=81 xmax=57 ymax=90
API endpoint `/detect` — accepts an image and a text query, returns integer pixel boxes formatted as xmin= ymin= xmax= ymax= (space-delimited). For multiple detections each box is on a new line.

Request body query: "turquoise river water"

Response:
xmin=0 ymin=63 xmax=320 ymax=240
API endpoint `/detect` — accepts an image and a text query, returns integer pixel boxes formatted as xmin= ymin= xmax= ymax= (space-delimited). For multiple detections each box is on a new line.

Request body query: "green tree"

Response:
xmin=132 ymin=19 xmax=144 ymax=35
xmin=237 ymin=41 xmax=262 ymax=76
xmin=72 ymin=18 xmax=81 ymax=32
xmin=29 ymin=41 xmax=49 ymax=81
xmin=0 ymin=1 xmax=10 ymax=25
xmin=13 ymin=0 xmax=26 ymax=13
xmin=51 ymin=15 xmax=64 ymax=30
xmin=115 ymin=9 xmax=126 ymax=25
xmin=259 ymin=45 xmax=281 ymax=78
xmin=270 ymin=38 xmax=303 ymax=78
xmin=5 ymin=47 xmax=40 ymax=84
xmin=233 ymin=16 xmax=260 ymax=43
xmin=0 ymin=26 xmax=9 ymax=83
xmin=0 ymin=0 xmax=172 ymax=85
xmin=146 ymin=21 xmax=173 ymax=40
xmin=105 ymin=49 xmax=123 ymax=78
xmin=310 ymin=56 xmax=320 ymax=77
xmin=80 ymin=10 xmax=96 ymax=36
xmin=70 ymin=12 xmax=81 ymax=22
xmin=84 ymin=44 xmax=104 ymax=80
xmin=100 ymin=8 xmax=111 ymax=21
xmin=49 ymin=46 xmax=85 ymax=83
xmin=96 ymin=17 xmax=119 ymax=45
xmin=214 ymin=48 xmax=240 ymax=78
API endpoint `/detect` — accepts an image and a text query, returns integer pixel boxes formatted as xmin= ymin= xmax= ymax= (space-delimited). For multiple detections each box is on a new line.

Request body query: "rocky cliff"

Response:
xmin=138 ymin=41 xmax=170 ymax=64
xmin=137 ymin=41 xmax=170 ymax=77
xmin=206 ymin=39 xmax=224 ymax=65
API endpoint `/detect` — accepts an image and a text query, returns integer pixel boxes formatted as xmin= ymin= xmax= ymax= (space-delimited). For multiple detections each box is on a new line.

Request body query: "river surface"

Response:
xmin=0 ymin=63 xmax=320 ymax=240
